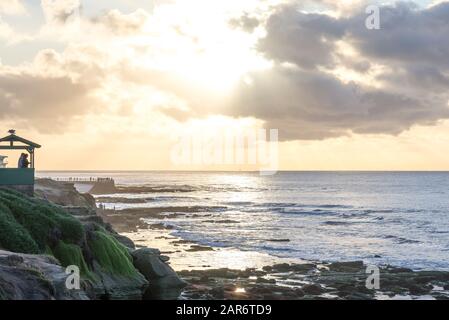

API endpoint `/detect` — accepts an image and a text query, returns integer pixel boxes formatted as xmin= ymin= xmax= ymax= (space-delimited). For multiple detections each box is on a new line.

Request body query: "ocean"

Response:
xmin=38 ymin=171 xmax=449 ymax=271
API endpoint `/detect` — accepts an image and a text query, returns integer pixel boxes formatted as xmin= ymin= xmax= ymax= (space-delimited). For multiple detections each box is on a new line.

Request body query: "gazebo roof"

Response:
xmin=0 ymin=130 xmax=41 ymax=149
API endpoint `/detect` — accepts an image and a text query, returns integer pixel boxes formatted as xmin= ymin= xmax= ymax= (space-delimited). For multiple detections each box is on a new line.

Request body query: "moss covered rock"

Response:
xmin=50 ymin=241 xmax=93 ymax=279
xmin=87 ymin=230 xmax=137 ymax=277
xmin=0 ymin=188 xmax=147 ymax=299
xmin=0 ymin=188 xmax=84 ymax=252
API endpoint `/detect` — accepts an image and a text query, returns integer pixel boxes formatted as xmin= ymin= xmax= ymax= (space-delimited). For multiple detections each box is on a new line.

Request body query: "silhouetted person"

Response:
xmin=18 ymin=153 xmax=30 ymax=168
xmin=18 ymin=153 xmax=25 ymax=168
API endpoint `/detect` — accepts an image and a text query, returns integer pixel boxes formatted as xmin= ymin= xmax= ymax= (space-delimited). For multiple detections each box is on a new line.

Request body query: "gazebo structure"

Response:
xmin=0 ymin=130 xmax=41 ymax=196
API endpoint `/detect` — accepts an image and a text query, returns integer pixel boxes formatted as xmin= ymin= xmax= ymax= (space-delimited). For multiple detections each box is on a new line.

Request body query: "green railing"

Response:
xmin=0 ymin=168 xmax=35 ymax=185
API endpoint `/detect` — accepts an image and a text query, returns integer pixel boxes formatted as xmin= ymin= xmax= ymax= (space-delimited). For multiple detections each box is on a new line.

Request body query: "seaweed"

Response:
xmin=0 ymin=188 xmax=83 ymax=251
xmin=0 ymin=202 xmax=39 ymax=253
xmin=88 ymin=230 xmax=138 ymax=277
xmin=51 ymin=241 xmax=94 ymax=279
xmin=0 ymin=188 xmax=137 ymax=281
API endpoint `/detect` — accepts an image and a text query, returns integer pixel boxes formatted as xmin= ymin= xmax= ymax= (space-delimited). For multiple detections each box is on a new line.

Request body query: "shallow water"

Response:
xmin=38 ymin=171 xmax=449 ymax=270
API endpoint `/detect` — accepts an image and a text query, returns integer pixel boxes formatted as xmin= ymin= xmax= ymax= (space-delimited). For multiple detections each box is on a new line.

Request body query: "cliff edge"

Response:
xmin=0 ymin=180 xmax=186 ymax=300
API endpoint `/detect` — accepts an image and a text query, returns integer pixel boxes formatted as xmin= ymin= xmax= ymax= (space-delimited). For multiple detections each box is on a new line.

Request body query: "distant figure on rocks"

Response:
xmin=18 ymin=153 xmax=30 ymax=168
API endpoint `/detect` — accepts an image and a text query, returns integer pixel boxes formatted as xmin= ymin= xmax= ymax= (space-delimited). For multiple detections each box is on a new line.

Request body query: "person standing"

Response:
xmin=17 ymin=153 xmax=30 ymax=168
xmin=22 ymin=154 xmax=30 ymax=168
xmin=18 ymin=153 xmax=25 ymax=168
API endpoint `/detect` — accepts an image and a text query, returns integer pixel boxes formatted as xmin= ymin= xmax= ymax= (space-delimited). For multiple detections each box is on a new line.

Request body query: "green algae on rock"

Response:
xmin=0 ymin=187 xmax=149 ymax=299
xmin=0 ymin=188 xmax=84 ymax=252
xmin=87 ymin=230 xmax=138 ymax=277
xmin=50 ymin=241 xmax=93 ymax=279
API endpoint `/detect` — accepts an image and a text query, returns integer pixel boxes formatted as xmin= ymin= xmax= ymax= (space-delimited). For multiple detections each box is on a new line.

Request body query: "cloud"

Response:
xmin=229 ymin=13 xmax=260 ymax=32
xmin=228 ymin=1 xmax=449 ymax=140
xmin=92 ymin=9 xmax=150 ymax=35
xmin=0 ymin=5 xmax=185 ymax=133
xmin=3 ymin=0 xmax=449 ymax=143
xmin=258 ymin=7 xmax=345 ymax=69
xmin=0 ymin=48 xmax=105 ymax=133
xmin=0 ymin=73 xmax=94 ymax=133
xmin=312 ymin=0 xmax=369 ymax=16
xmin=0 ymin=0 xmax=26 ymax=15
xmin=0 ymin=17 xmax=13 ymax=39
xmin=41 ymin=0 xmax=81 ymax=25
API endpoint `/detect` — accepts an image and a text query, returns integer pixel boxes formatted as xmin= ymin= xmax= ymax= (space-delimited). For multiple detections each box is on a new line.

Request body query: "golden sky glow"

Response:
xmin=1 ymin=0 xmax=448 ymax=171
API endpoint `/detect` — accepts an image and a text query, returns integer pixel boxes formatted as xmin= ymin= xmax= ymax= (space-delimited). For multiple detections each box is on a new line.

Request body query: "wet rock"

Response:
xmin=112 ymin=234 xmax=136 ymax=250
xmin=346 ymin=292 xmax=373 ymax=300
xmin=160 ymin=255 xmax=170 ymax=263
xmin=179 ymin=262 xmax=449 ymax=300
xmin=96 ymin=197 xmax=147 ymax=204
xmin=149 ymin=223 xmax=174 ymax=230
xmin=295 ymin=288 xmax=305 ymax=297
xmin=290 ymin=263 xmax=317 ymax=273
xmin=271 ymin=263 xmax=291 ymax=272
xmin=0 ymin=250 xmax=90 ymax=300
xmin=186 ymin=245 xmax=214 ymax=252
xmin=209 ymin=287 xmax=225 ymax=299
xmin=256 ymin=277 xmax=276 ymax=284
xmin=262 ymin=266 xmax=273 ymax=272
xmin=327 ymin=261 xmax=364 ymax=272
xmin=407 ymin=284 xmax=430 ymax=296
xmin=93 ymin=267 xmax=148 ymax=300
xmin=132 ymin=248 xmax=187 ymax=299
xmin=302 ymin=284 xmax=324 ymax=295
xmin=385 ymin=266 xmax=414 ymax=273
xmin=35 ymin=179 xmax=96 ymax=208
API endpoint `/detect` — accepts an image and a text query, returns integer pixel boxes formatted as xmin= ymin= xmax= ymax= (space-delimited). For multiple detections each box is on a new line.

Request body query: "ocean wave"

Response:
xmin=314 ymin=204 xmax=353 ymax=209
xmin=201 ymin=219 xmax=240 ymax=224
xmin=258 ymin=245 xmax=296 ymax=252
xmin=383 ymin=235 xmax=422 ymax=244
xmin=223 ymin=201 xmax=254 ymax=206
xmin=322 ymin=221 xmax=352 ymax=226
xmin=280 ymin=209 xmax=337 ymax=216
xmin=115 ymin=185 xmax=199 ymax=193
xmin=253 ymin=202 xmax=298 ymax=207
xmin=364 ymin=209 xmax=394 ymax=214
xmin=115 ymin=183 xmax=269 ymax=194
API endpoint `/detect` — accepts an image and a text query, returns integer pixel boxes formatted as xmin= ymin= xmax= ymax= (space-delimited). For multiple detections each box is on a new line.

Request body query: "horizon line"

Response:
xmin=36 ymin=169 xmax=449 ymax=173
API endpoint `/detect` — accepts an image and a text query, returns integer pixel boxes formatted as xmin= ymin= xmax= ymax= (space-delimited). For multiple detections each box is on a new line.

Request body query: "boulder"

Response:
xmin=302 ymin=284 xmax=324 ymax=295
xmin=327 ymin=261 xmax=364 ymax=272
xmin=35 ymin=179 xmax=96 ymax=208
xmin=110 ymin=233 xmax=136 ymax=250
xmin=91 ymin=265 xmax=148 ymax=300
xmin=131 ymin=248 xmax=187 ymax=299
xmin=0 ymin=250 xmax=90 ymax=300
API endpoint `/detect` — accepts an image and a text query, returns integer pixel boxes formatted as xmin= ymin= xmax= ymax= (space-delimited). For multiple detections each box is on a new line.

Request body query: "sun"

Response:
xmin=129 ymin=0 xmax=271 ymax=93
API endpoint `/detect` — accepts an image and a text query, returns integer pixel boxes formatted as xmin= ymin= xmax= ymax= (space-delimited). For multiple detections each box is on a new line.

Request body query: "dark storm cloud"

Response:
xmin=346 ymin=2 xmax=449 ymax=68
xmin=229 ymin=2 xmax=449 ymax=140
xmin=258 ymin=8 xmax=345 ymax=69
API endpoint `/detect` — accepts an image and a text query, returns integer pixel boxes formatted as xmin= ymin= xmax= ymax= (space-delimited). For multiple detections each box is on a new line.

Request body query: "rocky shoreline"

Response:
xmin=0 ymin=179 xmax=187 ymax=300
xmin=179 ymin=262 xmax=449 ymax=300
xmin=96 ymin=187 xmax=449 ymax=300
xmin=2 ymin=179 xmax=449 ymax=300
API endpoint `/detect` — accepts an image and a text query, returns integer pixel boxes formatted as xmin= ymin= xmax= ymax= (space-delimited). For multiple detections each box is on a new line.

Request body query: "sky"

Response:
xmin=1 ymin=0 xmax=449 ymax=171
